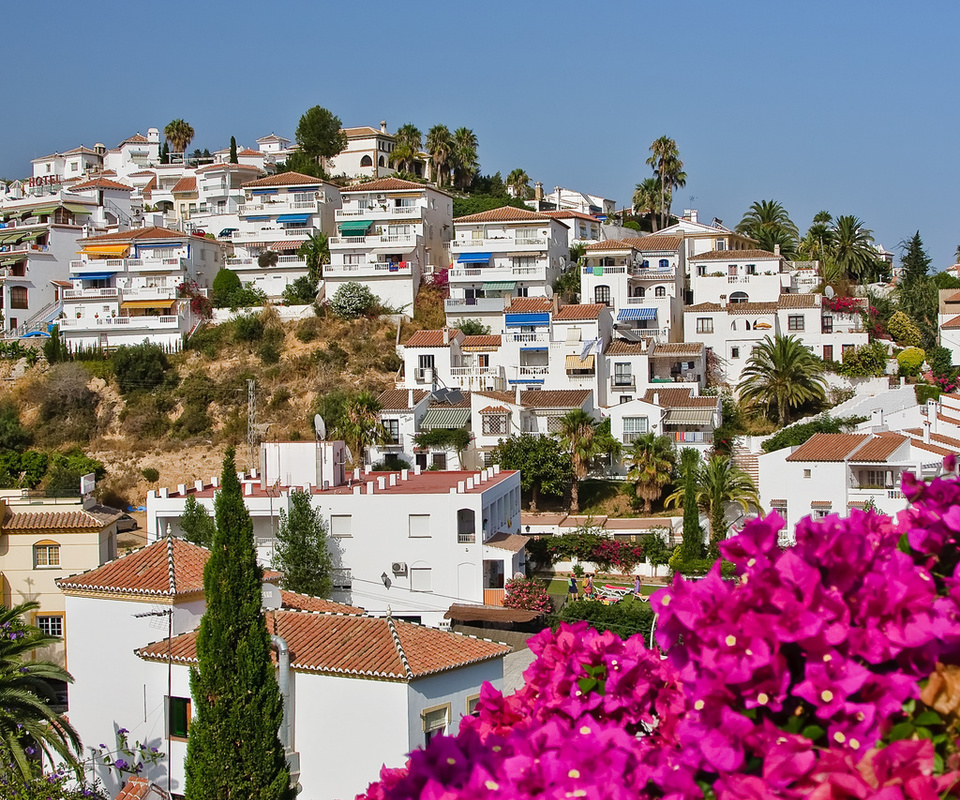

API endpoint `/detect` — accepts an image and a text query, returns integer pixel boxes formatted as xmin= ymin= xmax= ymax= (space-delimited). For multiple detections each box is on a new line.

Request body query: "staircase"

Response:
xmin=732 ymin=442 xmax=759 ymax=487
xmin=10 ymin=298 xmax=63 ymax=339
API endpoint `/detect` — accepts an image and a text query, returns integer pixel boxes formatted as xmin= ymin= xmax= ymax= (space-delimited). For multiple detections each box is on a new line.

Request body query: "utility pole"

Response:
xmin=247 ymin=379 xmax=257 ymax=473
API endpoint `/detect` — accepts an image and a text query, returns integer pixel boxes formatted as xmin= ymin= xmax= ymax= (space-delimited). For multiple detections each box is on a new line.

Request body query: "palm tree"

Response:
xmin=163 ymin=119 xmax=195 ymax=154
xmin=736 ymin=200 xmax=799 ymax=257
xmin=625 ymin=433 xmax=676 ymax=513
xmin=665 ymin=454 xmax=760 ymax=557
xmin=297 ymin=232 xmax=329 ymax=285
xmin=646 ymin=137 xmax=685 ymax=229
xmin=737 ymin=334 xmax=827 ymax=425
xmin=830 ymin=215 xmax=877 ymax=281
xmin=555 ymin=409 xmax=600 ymax=513
xmin=0 ymin=602 xmax=81 ymax=779
xmin=336 ymin=391 xmax=387 ymax=466
xmin=798 ymin=220 xmax=835 ymax=264
xmin=392 ymin=123 xmax=422 ymax=173
xmin=451 ymin=127 xmax=479 ymax=191
xmin=954 ymin=244 xmax=960 ymax=265
xmin=506 ymin=168 xmax=531 ymax=199
xmin=425 ymin=125 xmax=453 ymax=188
xmin=632 ymin=177 xmax=663 ymax=232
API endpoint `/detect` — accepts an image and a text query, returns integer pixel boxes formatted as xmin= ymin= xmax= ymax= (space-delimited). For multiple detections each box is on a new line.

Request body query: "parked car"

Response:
xmin=116 ymin=514 xmax=138 ymax=533
xmin=218 ymin=227 xmax=239 ymax=239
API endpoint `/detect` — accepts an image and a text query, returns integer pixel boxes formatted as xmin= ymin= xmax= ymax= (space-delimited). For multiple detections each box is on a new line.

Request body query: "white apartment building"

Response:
xmin=581 ymin=234 xmax=685 ymax=341
xmin=101 ymin=130 xmax=163 ymax=178
xmin=0 ymin=196 xmax=98 ymax=336
xmin=327 ymin=123 xmax=398 ymax=179
xmin=689 ymin=248 xmax=788 ymax=305
xmin=327 ymin=178 xmax=452 ymax=312
xmin=60 ymin=226 xmax=218 ymax=351
xmin=30 ymin=146 xmax=105 ymax=185
xmin=604 ymin=340 xmax=706 ymax=405
xmin=227 ymin=172 xmax=340 ymax=298
xmin=660 ymin=209 xmax=757 ymax=260
xmin=397 ymin=328 xmax=506 ymax=394
xmin=543 ymin=210 xmax=605 ymax=244
xmin=525 ymin=184 xmax=616 ymax=217
xmin=60 ymin=537 xmax=508 ymax=800
xmin=67 ymin=176 xmax=140 ymax=229
xmin=256 ymin=132 xmax=293 ymax=160
xmin=446 ymin=207 xmax=569 ymax=324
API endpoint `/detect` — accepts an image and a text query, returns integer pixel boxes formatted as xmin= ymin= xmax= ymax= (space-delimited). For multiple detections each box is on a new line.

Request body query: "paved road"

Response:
xmin=501 ymin=647 xmax=537 ymax=695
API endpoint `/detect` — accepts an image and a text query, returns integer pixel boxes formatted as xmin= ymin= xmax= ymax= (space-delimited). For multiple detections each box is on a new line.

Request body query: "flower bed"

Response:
xmin=361 ymin=459 xmax=960 ymax=799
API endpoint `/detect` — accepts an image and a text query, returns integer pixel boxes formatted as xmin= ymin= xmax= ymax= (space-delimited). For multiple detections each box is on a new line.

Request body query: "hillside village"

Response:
xmin=4 ymin=112 xmax=960 ymax=800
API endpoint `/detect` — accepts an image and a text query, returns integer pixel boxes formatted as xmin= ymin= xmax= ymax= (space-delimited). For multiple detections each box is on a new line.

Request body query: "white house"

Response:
xmin=181 ymin=162 xmax=263 ymax=235
xmin=102 ymin=130 xmax=163 ymax=178
xmin=60 ymin=226 xmax=217 ymax=351
xmin=327 ymin=123 xmax=398 ymax=179
xmin=524 ymin=185 xmax=615 ymax=217
xmin=31 ymin=146 xmax=105 ymax=185
xmin=940 ymin=289 xmax=960 ymax=365
xmin=67 ymin=176 xmax=140 ymax=230
xmin=659 ymin=210 xmax=757 ymax=260
xmin=446 ymin=207 xmax=569 ymax=323
xmin=688 ymin=248 xmax=788 ymax=305
xmin=59 ymin=537 xmax=508 ymax=800
xmin=604 ymin=339 xmax=706 ymax=405
xmin=327 ymin=178 xmax=452 ymax=312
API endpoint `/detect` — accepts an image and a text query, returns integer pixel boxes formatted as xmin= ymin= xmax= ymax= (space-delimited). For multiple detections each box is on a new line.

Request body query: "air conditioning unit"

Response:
xmin=391 ymin=562 xmax=407 ymax=575
xmin=417 ymin=368 xmax=434 ymax=383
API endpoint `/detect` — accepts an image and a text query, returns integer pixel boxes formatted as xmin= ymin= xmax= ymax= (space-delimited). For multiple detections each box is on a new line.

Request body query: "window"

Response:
xmin=823 ymin=344 xmax=834 ymax=361
xmin=36 ymin=616 xmax=62 ymax=637
xmin=622 ymin=416 xmax=648 ymax=443
xmin=655 ymin=286 xmax=666 ymax=297
xmin=634 ymin=286 xmax=645 ymax=298
xmin=34 ymin=542 xmax=60 ymax=568
xmin=409 ymin=514 xmax=431 ymax=538
xmin=471 ymin=229 xmax=483 ymax=240
xmin=410 ymin=567 xmax=432 ymax=592
xmin=788 ymin=315 xmax=805 ymax=331
xmin=659 ymin=259 xmax=669 ymax=269
xmin=10 ymin=287 xmax=28 ymax=309
xmin=422 ymin=704 xmax=449 ymax=745
xmin=728 ymin=265 xmax=738 ymax=277
xmin=614 ymin=362 xmax=632 ymax=386
xmin=620 ymin=395 xmax=633 ymax=403
xmin=822 ymin=315 xmax=834 ymax=333
xmin=641 ymin=260 xmax=649 ymax=269
xmin=482 ymin=413 xmax=507 ymax=436
xmin=729 ymin=292 xmax=748 ymax=304
xmin=512 ymin=256 xmax=536 ymax=270
xmin=360 ymin=155 xmax=373 ymax=167
xmin=169 ymin=696 xmax=191 ymax=739
xmin=731 ymin=346 xmax=740 ymax=359
xmin=716 ymin=239 xmax=726 ymax=250
xmin=330 ymin=515 xmax=352 ymax=538
xmin=696 ymin=318 xmax=714 ymax=334
xmin=332 ymin=568 xmax=352 ymax=590
xmin=466 ymin=694 xmax=481 ymax=715
xmin=594 ymin=285 xmax=611 ymax=306
xmin=842 ymin=344 xmax=855 ymax=357
xmin=383 ymin=419 xmax=400 ymax=444
xmin=432 ymin=453 xmax=447 ymax=470
xmin=803 ymin=469 xmax=811 ymax=479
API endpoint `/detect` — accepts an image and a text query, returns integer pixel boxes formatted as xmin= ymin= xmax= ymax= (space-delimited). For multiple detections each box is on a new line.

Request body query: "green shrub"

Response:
xmin=281 ymin=276 xmax=318 ymax=305
xmin=556 ymin=594 xmax=654 ymax=640
xmin=836 ymin=341 xmax=889 ymax=378
xmin=185 ymin=324 xmax=226 ymax=359
xmin=112 ymin=342 xmax=174 ymax=395
xmin=887 ymin=311 xmax=922 ymax=347
xmin=762 ymin=414 xmax=868 ymax=453
xmin=457 ymin=318 xmax=491 ymax=336
xmin=915 ymin=384 xmax=942 ymax=404
xmin=233 ymin=313 xmax=265 ymax=343
xmin=0 ymin=403 xmax=30 ymax=451
xmin=45 ymin=450 xmax=105 ymax=497
xmin=119 ymin=391 xmax=172 ymax=438
xmin=230 ymin=286 xmax=268 ymax=309
xmin=897 ymin=346 xmax=926 ymax=377
xmin=179 ymin=371 xmax=216 ymax=409
xmin=42 ymin=325 xmax=70 ymax=364
xmin=269 ymin=387 xmax=292 ymax=410
xmin=258 ymin=250 xmax=280 ymax=268
xmin=172 ymin=406 xmax=212 ymax=439
xmin=212 ymin=268 xmax=241 ymax=308
xmin=141 ymin=467 xmax=160 ymax=482
xmin=35 ymin=364 xmax=99 ymax=445
xmin=329 ymin=282 xmax=379 ymax=319
xmin=0 ymin=450 xmax=49 ymax=488
xmin=316 ymin=341 xmax=349 ymax=370
xmin=295 ymin=317 xmax=321 ymax=342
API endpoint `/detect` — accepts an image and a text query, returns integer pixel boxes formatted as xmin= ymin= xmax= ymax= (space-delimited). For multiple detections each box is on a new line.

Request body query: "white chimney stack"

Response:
xmin=377 ymin=477 xmax=386 ymax=490
xmin=493 ymin=464 xmax=501 ymax=475
xmin=924 ymin=422 xmax=931 ymax=444
xmin=653 ymin=392 xmax=660 ymax=406
xmin=408 ymin=389 xmax=414 ymax=407
xmin=366 ymin=481 xmax=375 ymax=495
xmin=414 ymin=464 xmax=422 ymax=476
xmin=194 ymin=480 xmax=204 ymax=492
xmin=401 ymin=469 xmax=409 ymax=481
xmin=380 ymin=120 xmax=387 ymax=133
xmin=389 ymin=474 xmax=397 ymax=486
xmin=354 ymin=468 xmax=361 ymax=481
xmin=364 ymin=464 xmax=372 ymax=474
xmin=177 ymin=484 xmax=186 ymax=496
xmin=457 ymin=480 xmax=465 ymax=493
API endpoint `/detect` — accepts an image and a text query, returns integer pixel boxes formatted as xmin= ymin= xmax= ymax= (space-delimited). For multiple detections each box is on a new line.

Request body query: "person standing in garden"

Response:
xmin=567 ymin=575 xmax=579 ymax=601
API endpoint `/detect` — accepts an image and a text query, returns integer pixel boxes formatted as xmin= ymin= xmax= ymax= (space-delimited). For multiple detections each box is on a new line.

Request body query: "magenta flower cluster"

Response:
xmin=359 ymin=461 xmax=960 ymax=800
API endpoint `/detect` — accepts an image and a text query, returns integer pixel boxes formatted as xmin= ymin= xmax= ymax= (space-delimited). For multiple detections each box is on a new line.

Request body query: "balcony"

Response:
xmin=518 ymin=365 xmax=549 ymax=377
xmin=508 ymin=332 xmax=550 ymax=344
xmin=231 ymin=227 xmax=316 ymax=244
xmin=451 ymin=236 xmax=548 ymax=254
xmin=238 ymin=200 xmax=320 ymax=215
xmin=63 ymin=287 xmax=120 ymax=300
xmin=59 ymin=315 xmax=185 ymax=331
xmin=611 ymin=378 xmax=636 ymax=391
xmin=328 ymin=233 xmax=419 ymax=248
xmin=448 ymin=264 xmax=548 ymax=282
xmin=225 ymin=255 xmax=307 ymax=270
xmin=324 ymin=261 xmax=413 ymax=277
xmin=69 ymin=257 xmax=189 ymax=274
xmin=335 ymin=205 xmax=423 ymax=221
xmin=629 ymin=266 xmax=676 ymax=279
xmin=444 ymin=297 xmax=507 ymax=314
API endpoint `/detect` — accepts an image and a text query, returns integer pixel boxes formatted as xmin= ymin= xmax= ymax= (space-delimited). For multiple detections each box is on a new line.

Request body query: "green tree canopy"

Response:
xmin=624 ymin=433 xmax=676 ymax=513
xmin=111 ymin=342 xmax=174 ymax=395
xmin=164 ymin=119 xmax=194 ymax=153
xmin=555 ymin=410 xmax=603 ymax=513
xmin=736 ymin=200 xmax=799 ymax=258
xmin=295 ymin=106 xmax=347 ymax=165
xmin=179 ymin=494 xmax=215 ymax=547
xmin=646 ymin=136 xmax=685 ymax=229
xmin=451 ymin=127 xmax=479 ymax=190
xmin=491 ymin=435 xmax=572 ymax=512
xmin=506 ymin=168 xmax=531 ymax=199
xmin=425 ymin=125 xmax=453 ymax=188
xmin=273 ymin=489 xmax=333 ymax=598
xmin=392 ymin=124 xmax=423 ymax=173
xmin=737 ymin=334 xmax=827 ymax=425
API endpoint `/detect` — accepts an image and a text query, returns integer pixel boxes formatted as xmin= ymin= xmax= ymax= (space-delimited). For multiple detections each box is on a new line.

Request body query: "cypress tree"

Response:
xmin=229 ymin=136 xmax=238 ymax=164
xmin=679 ymin=449 xmax=703 ymax=561
xmin=272 ymin=489 xmax=334 ymax=598
xmin=900 ymin=231 xmax=931 ymax=286
xmin=185 ymin=447 xmax=292 ymax=800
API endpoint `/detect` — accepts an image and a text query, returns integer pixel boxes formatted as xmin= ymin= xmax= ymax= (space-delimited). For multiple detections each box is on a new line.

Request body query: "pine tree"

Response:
xmin=272 ymin=489 xmax=333 ymax=598
xmin=679 ymin=449 xmax=703 ymax=561
xmin=179 ymin=494 xmax=215 ymax=548
xmin=900 ymin=231 xmax=931 ymax=285
xmin=185 ymin=448 xmax=292 ymax=800
xmin=229 ymin=136 xmax=238 ymax=164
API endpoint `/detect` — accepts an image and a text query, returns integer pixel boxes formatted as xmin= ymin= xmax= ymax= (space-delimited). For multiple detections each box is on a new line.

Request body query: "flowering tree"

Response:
xmin=360 ymin=457 xmax=960 ymax=799
xmin=502 ymin=576 xmax=552 ymax=615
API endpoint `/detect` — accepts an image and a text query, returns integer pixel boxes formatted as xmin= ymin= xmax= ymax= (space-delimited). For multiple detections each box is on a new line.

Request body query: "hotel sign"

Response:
xmin=27 ymin=175 xmax=62 ymax=188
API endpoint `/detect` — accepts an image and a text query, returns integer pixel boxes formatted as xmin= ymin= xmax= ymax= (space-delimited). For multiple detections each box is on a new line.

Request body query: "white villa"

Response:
xmin=327 ymin=123 xmax=399 ymax=179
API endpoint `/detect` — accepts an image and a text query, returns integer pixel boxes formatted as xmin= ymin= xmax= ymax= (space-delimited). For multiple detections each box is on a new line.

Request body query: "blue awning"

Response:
xmin=457 ymin=252 xmax=492 ymax=264
xmin=508 ymin=378 xmax=544 ymax=385
xmin=617 ymin=307 xmax=657 ymax=321
xmin=136 ymin=242 xmax=180 ymax=249
xmin=244 ymin=215 xmax=269 ymax=221
xmin=251 ymin=189 xmax=279 ymax=195
xmin=505 ymin=312 xmax=550 ymax=327
xmin=521 ymin=346 xmax=548 ymax=352
xmin=70 ymin=272 xmax=116 ymax=280
xmin=277 ymin=214 xmax=310 ymax=224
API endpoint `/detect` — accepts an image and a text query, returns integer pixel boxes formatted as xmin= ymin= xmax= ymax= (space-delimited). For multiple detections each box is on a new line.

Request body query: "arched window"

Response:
xmin=655 ymin=286 xmax=666 ymax=297
xmin=360 ymin=155 xmax=373 ymax=167
xmin=634 ymin=287 xmax=645 ymax=298
xmin=378 ymin=155 xmax=385 ymax=167
xmin=34 ymin=540 xmax=60 ymax=568
xmin=457 ymin=509 xmax=476 ymax=544
xmin=601 ymin=257 xmax=614 ymax=267
xmin=730 ymin=291 xmax=749 ymax=304
xmin=594 ymin=285 xmax=611 ymax=306
xmin=659 ymin=259 xmax=669 ymax=269
xmin=641 ymin=260 xmax=649 ymax=269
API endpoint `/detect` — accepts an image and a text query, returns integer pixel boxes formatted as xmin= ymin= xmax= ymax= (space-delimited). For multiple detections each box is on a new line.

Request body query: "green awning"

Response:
xmin=0 ymin=258 xmax=24 ymax=268
xmin=338 ymin=220 xmax=372 ymax=236
xmin=64 ymin=203 xmax=94 ymax=215
xmin=0 ymin=232 xmax=21 ymax=244
xmin=420 ymin=407 xmax=471 ymax=430
xmin=19 ymin=231 xmax=43 ymax=242
xmin=483 ymin=281 xmax=516 ymax=292
xmin=663 ymin=409 xmax=715 ymax=425
xmin=23 ymin=205 xmax=57 ymax=217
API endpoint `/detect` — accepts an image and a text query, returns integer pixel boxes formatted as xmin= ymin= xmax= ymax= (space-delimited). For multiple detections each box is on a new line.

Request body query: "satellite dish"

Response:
xmin=261 ymin=582 xmax=282 ymax=611
xmin=824 ymin=285 xmax=836 ymax=299
xmin=544 ymin=285 xmax=554 ymax=299
xmin=344 ymin=446 xmax=354 ymax=465
xmin=313 ymin=414 xmax=326 ymax=440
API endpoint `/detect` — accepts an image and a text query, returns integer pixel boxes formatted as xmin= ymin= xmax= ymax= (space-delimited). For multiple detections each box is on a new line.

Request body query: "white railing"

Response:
xmin=519 ymin=365 xmax=549 ymax=376
xmin=450 ymin=366 xmax=499 ymax=377
xmin=444 ymin=297 xmax=506 ymax=313
xmin=325 ymin=262 xmax=411 ymax=275
xmin=328 ymin=234 xmax=418 ymax=247
xmin=63 ymin=288 xmax=119 ymax=299
xmin=452 ymin=236 xmax=547 ymax=249
xmin=335 ymin=205 xmax=420 ymax=219
xmin=509 ymin=332 xmax=549 ymax=343
xmin=60 ymin=315 xmax=183 ymax=330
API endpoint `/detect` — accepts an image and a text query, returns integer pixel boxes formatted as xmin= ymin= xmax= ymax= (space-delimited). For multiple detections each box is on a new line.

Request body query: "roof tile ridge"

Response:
xmin=166 ymin=534 xmax=177 ymax=596
xmin=843 ymin=434 xmax=874 ymax=461
xmin=385 ymin=610 xmax=414 ymax=680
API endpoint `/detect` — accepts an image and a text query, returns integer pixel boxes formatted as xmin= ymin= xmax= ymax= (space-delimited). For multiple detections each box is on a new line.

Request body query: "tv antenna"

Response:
xmin=247 ymin=379 xmax=258 ymax=472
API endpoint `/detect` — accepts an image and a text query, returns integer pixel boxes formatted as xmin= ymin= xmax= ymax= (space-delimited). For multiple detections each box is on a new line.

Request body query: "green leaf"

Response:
xmin=801 ymin=725 xmax=825 ymax=741
xmin=902 ymin=698 xmax=917 ymax=715
xmin=783 ymin=716 xmax=805 ymax=734
xmin=916 ymin=726 xmax=933 ymax=740
xmin=935 ymin=753 xmax=945 ymax=773
xmin=888 ymin=722 xmax=915 ymax=741
xmin=913 ymin=710 xmax=942 ymax=726
xmin=898 ymin=532 xmax=913 ymax=554
xmin=577 ymin=677 xmax=598 ymax=694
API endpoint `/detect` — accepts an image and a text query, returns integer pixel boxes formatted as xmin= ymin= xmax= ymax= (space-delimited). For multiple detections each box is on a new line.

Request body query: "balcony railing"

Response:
xmin=328 ymin=234 xmax=418 ymax=247
xmin=452 ymin=236 xmax=548 ymax=250
xmin=324 ymin=262 xmax=412 ymax=275
xmin=611 ymin=378 xmax=635 ymax=390
xmin=444 ymin=297 xmax=507 ymax=313
xmin=60 ymin=315 xmax=183 ymax=330
xmin=518 ymin=365 xmax=549 ymax=376
xmin=335 ymin=205 xmax=421 ymax=219
xmin=63 ymin=288 xmax=119 ymax=300
xmin=509 ymin=332 xmax=549 ymax=343
xmin=457 ymin=532 xmax=476 ymax=544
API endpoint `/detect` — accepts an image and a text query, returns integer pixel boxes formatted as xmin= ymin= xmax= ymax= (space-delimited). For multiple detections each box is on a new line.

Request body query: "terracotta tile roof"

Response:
xmin=128 ymin=170 xmax=158 ymax=177
xmin=650 ymin=342 xmax=704 ymax=357
xmin=431 ymin=391 xmax=472 ymax=409
xmin=632 ymin=234 xmax=684 ymax=251
xmin=642 ymin=388 xmax=717 ymax=408
xmin=279 ymin=590 xmax=363 ymax=615
xmin=342 ymin=178 xmax=441 ymax=195
xmin=377 ymin=388 xmax=429 ymax=410
xmin=69 ymin=177 xmax=133 ymax=192
xmin=691 ymin=249 xmax=781 ymax=261
xmin=237 ymin=148 xmax=262 ymax=157
xmin=402 ymin=329 xmax=461 ymax=348
xmin=605 ymin=339 xmax=649 ymax=356
xmin=80 ymin=226 xmax=186 ymax=243
xmin=57 ymin=538 xmax=207 ymax=597
xmin=946 ymin=291 xmax=960 ymax=303
xmin=942 ymin=314 xmax=960 ymax=330
xmin=554 ymin=303 xmax=605 ymax=321
xmin=777 ymin=293 xmax=820 ymax=308
xmin=685 ymin=302 xmax=723 ymax=312
xmin=479 ymin=405 xmax=509 ymax=414
xmin=445 ymin=604 xmax=540 ymax=623
xmin=520 ymin=389 xmax=592 ymax=409
xmin=171 ymin=177 xmax=197 ymax=194
xmin=483 ymin=532 xmax=530 ymax=552
xmin=728 ymin=302 xmax=779 ymax=315
xmin=543 ymin=210 xmax=598 ymax=222
xmin=849 ymin=434 xmax=908 ymax=462
xmin=137 ymin=610 xmax=509 ymax=681
xmin=62 ymin=146 xmax=101 ymax=156
xmin=454 ymin=206 xmax=554 ymax=224
xmin=504 ymin=297 xmax=553 ymax=313
xmin=119 ymin=133 xmax=150 ymax=145
xmin=342 ymin=126 xmax=388 ymax=138
xmin=520 ymin=512 xmax=568 ymax=526
xmin=142 ymin=176 xmax=157 ymax=193
xmin=584 ymin=239 xmax=639 ymax=252
xmin=3 ymin=503 xmax=122 ymax=531
xmin=909 ymin=439 xmax=958 ymax=457
xmin=785 ymin=433 xmax=871 ymax=462
xmin=559 ymin=515 xmax=608 ymax=528
xmin=904 ymin=429 xmax=960 ymax=449
xmin=475 ymin=391 xmax=519 ymax=407
xmin=116 ymin=776 xmax=167 ymax=800
xmin=810 ymin=500 xmax=833 ymax=508
xmin=460 ymin=334 xmax=501 ymax=350
xmin=243 ymin=172 xmax=333 ymax=188
xmin=195 ymin=162 xmax=261 ymax=173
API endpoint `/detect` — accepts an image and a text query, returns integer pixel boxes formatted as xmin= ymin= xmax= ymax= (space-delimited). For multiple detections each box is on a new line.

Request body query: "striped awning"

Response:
xmin=565 ymin=354 xmax=595 ymax=370
xmin=81 ymin=244 xmax=130 ymax=256
xmin=663 ymin=409 xmax=714 ymax=425
xmin=121 ymin=299 xmax=175 ymax=310
xmin=264 ymin=241 xmax=300 ymax=251
xmin=483 ymin=281 xmax=515 ymax=291
xmin=420 ymin=407 xmax=471 ymax=430
xmin=617 ymin=307 xmax=657 ymax=321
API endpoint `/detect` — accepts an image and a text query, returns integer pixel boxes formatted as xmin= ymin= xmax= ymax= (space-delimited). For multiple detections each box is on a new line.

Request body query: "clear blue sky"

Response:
xmin=2 ymin=1 xmax=957 ymax=266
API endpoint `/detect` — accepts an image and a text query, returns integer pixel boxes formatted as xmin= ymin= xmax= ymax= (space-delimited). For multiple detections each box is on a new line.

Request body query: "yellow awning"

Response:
xmin=565 ymin=354 xmax=595 ymax=370
xmin=81 ymin=244 xmax=130 ymax=256
xmin=121 ymin=300 xmax=175 ymax=310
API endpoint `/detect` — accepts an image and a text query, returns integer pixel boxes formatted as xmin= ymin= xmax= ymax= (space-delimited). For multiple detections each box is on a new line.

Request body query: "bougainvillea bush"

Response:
xmin=501 ymin=576 xmax=552 ymax=615
xmin=360 ymin=459 xmax=960 ymax=799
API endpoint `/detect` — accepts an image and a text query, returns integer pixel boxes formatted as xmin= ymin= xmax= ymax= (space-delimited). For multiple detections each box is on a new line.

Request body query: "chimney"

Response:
xmin=159 ymin=487 xmax=169 ymax=499
xmin=774 ymin=244 xmax=781 ymax=256
xmin=408 ymin=388 xmax=414 ymax=408
xmin=177 ymin=484 xmax=186 ymax=496
xmin=928 ymin=399 xmax=939 ymax=434
xmin=244 ymin=482 xmax=252 ymax=496
xmin=492 ymin=464 xmax=501 ymax=475
xmin=653 ymin=392 xmax=659 ymax=406
xmin=515 ymin=381 xmax=521 ymax=406
xmin=924 ymin=421 xmax=931 ymax=444
xmin=353 ymin=485 xmax=361 ymax=496
xmin=871 ymin=408 xmax=884 ymax=429
xmin=147 ymin=127 xmax=159 ymax=144
xmin=534 ymin=181 xmax=544 ymax=201
xmin=364 ymin=464 xmax=372 ymax=474
xmin=442 ymin=326 xmax=450 ymax=345
xmin=685 ymin=209 xmax=699 ymax=223
xmin=466 ymin=477 xmax=475 ymax=491
xmin=366 ymin=481 xmax=375 ymax=495
xmin=194 ymin=480 xmax=204 ymax=492
xmin=211 ymin=476 xmax=219 ymax=488
xmin=457 ymin=480 xmax=466 ymax=493
xmin=380 ymin=120 xmax=387 ymax=133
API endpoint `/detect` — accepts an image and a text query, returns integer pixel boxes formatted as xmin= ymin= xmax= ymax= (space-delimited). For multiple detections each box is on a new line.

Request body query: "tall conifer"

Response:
xmin=185 ymin=448 xmax=292 ymax=800
xmin=679 ymin=449 xmax=703 ymax=561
